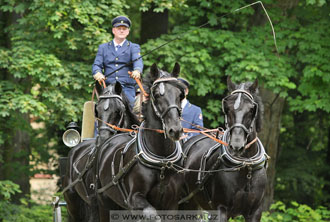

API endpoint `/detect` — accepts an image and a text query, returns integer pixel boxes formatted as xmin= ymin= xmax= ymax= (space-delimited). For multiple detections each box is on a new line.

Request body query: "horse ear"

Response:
xmin=249 ymin=79 xmax=258 ymax=93
xmin=172 ymin=62 xmax=180 ymax=78
xmin=115 ymin=81 xmax=122 ymax=95
xmin=95 ymin=81 xmax=103 ymax=95
xmin=150 ymin=63 xmax=159 ymax=81
xmin=227 ymin=76 xmax=236 ymax=92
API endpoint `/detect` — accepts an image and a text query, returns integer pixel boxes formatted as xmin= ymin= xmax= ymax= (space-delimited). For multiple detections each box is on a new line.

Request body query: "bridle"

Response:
xmin=149 ymin=77 xmax=183 ymax=136
xmin=222 ymin=88 xmax=258 ymax=143
xmin=97 ymin=92 xmax=125 ymax=135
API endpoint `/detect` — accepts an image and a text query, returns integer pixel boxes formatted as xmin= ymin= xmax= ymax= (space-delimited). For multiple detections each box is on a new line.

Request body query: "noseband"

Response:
xmin=222 ymin=88 xmax=258 ymax=137
xmin=150 ymin=77 xmax=183 ymax=135
xmin=98 ymin=94 xmax=125 ymax=134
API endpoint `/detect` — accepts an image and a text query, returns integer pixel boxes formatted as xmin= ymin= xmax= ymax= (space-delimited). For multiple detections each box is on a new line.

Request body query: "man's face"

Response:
xmin=112 ymin=26 xmax=129 ymax=40
xmin=185 ymin=88 xmax=189 ymax=97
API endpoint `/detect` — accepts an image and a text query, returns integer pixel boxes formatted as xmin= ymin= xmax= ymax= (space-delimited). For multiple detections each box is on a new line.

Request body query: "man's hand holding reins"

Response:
xmin=130 ymin=70 xmax=141 ymax=79
xmin=94 ymin=72 xmax=105 ymax=81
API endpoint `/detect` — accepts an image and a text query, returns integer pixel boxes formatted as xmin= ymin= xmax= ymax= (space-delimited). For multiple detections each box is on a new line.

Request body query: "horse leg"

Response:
xmin=127 ymin=192 xmax=160 ymax=222
xmin=217 ymin=206 xmax=228 ymax=222
xmin=97 ymin=195 xmax=125 ymax=222
xmin=98 ymin=205 xmax=110 ymax=222
xmin=178 ymin=199 xmax=199 ymax=210
xmin=244 ymin=207 xmax=263 ymax=222
xmin=87 ymin=194 xmax=100 ymax=222
xmin=64 ymin=190 xmax=86 ymax=222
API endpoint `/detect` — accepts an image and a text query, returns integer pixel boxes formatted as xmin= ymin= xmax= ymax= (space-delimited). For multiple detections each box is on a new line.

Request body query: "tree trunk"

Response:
xmin=140 ymin=5 xmax=168 ymax=44
xmin=0 ymin=10 xmax=31 ymax=202
xmin=324 ymin=127 xmax=330 ymax=201
xmin=258 ymin=87 xmax=285 ymax=210
xmin=3 ymin=112 xmax=31 ymax=202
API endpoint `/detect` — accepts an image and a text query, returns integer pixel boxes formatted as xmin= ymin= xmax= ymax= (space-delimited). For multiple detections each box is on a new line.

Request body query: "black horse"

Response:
xmin=96 ymin=63 xmax=186 ymax=221
xmin=63 ymin=81 xmax=140 ymax=222
xmin=180 ymin=77 xmax=268 ymax=222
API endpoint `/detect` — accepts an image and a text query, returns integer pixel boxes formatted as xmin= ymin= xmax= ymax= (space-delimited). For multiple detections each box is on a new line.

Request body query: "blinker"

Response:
xmin=159 ymin=83 xmax=165 ymax=96
xmin=234 ymin=93 xmax=242 ymax=110
xmin=104 ymin=99 xmax=110 ymax=111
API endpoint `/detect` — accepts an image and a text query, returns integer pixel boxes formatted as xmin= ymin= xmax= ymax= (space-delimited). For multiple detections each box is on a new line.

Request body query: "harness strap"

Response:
xmin=197 ymin=143 xmax=221 ymax=183
xmin=178 ymin=187 xmax=200 ymax=205
xmin=179 ymin=154 xmax=222 ymax=205
xmin=181 ymin=135 xmax=209 ymax=166
xmin=97 ymin=152 xmax=141 ymax=194
xmin=62 ymin=153 xmax=96 ymax=194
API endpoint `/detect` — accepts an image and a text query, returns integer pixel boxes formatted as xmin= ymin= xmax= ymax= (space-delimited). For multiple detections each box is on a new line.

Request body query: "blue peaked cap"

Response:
xmin=112 ymin=16 xmax=131 ymax=28
xmin=178 ymin=78 xmax=190 ymax=88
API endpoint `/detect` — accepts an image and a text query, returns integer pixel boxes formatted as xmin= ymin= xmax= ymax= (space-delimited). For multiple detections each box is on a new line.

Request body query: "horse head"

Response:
xmin=95 ymin=81 xmax=129 ymax=141
xmin=142 ymin=63 xmax=185 ymax=141
xmin=222 ymin=77 xmax=264 ymax=156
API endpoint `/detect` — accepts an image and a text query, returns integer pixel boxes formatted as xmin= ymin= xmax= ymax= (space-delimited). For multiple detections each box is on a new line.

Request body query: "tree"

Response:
xmin=139 ymin=0 xmax=330 ymax=209
xmin=1 ymin=0 xmax=329 ymax=210
xmin=0 ymin=0 xmax=127 ymax=200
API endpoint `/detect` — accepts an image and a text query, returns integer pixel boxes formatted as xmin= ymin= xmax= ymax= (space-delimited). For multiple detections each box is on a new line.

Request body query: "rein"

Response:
xmin=95 ymin=117 xmax=228 ymax=146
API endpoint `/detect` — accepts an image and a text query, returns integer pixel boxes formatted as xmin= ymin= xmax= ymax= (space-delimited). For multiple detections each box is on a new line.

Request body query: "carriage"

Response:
xmin=54 ymin=63 xmax=268 ymax=222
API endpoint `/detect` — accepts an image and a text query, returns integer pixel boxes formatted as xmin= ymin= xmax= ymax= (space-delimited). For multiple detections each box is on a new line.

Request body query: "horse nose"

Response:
xmin=230 ymin=128 xmax=245 ymax=151
xmin=168 ymin=125 xmax=183 ymax=140
xmin=230 ymin=143 xmax=244 ymax=152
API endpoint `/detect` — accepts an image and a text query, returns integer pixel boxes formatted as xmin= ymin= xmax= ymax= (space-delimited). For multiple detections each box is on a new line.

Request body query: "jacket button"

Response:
xmin=115 ymin=64 xmax=118 ymax=67
xmin=116 ymin=77 xmax=119 ymax=80
xmin=115 ymin=58 xmax=118 ymax=60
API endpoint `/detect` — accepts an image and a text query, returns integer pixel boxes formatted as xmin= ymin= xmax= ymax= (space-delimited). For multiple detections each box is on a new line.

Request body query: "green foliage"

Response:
xmin=0 ymin=0 xmax=128 ymax=183
xmin=261 ymin=201 xmax=330 ymax=222
xmin=0 ymin=0 xmax=329 ymax=210
xmin=227 ymin=202 xmax=330 ymax=222
xmin=0 ymin=200 xmax=60 ymax=222
xmin=0 ymin=180 xmax=21 ymax=202
xmin=275 ymin=110 xmax=330 ymax=206
xmin=140 ymin=0 xmax=188 ymax=12
xmin=0 ymin=191 xmax=68 ymax=221
xmin=139 ymin=0 xmax=330 ymax=208
xmin=141 ymin=25 xmax=293 ymax=127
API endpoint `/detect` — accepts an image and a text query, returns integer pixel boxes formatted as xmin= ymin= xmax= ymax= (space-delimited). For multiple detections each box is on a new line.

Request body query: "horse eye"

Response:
xmin=153 ymin=92 xmax=160 ymax=99
xmin=250 ymin=107 xmax=256 ymax=115
xmin=223 ymin=104 xmax=229 ymax=114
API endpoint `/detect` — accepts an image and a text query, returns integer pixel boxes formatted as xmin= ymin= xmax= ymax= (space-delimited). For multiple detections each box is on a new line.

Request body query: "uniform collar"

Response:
xmin=113 ymin=39 xmax=126 ymax=48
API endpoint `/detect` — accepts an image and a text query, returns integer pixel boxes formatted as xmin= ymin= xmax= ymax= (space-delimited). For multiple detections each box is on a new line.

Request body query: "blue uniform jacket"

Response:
xmin=92 ymin=40 xmax=143 ymax=86
xmin=181 ymin=100 xmax=203 ymax=139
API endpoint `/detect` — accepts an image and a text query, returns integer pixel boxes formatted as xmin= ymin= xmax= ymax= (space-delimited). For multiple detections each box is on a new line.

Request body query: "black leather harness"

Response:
xmin=179 ymin=130 xmax=269 ymax=206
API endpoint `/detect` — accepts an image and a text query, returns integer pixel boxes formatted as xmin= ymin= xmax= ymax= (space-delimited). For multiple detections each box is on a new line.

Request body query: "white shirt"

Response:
xmin=113 ymin=39 xmax=126 ymax=51
xmin=181 ymin=98 xmax=188 ymax=110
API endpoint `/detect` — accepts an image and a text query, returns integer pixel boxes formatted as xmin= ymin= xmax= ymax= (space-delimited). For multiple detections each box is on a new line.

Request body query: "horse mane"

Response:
xmin=243 ymin=82 xmax=264 ymax=133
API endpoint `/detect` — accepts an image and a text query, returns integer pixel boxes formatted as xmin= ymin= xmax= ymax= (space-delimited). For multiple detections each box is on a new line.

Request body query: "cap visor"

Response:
xmin=113 ymin=23 xmax=129 ymax=28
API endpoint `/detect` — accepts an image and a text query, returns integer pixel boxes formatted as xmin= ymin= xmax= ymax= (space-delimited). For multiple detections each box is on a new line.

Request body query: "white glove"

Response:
xmin=130 ymin=70 xmax=141 ymax=79
xmin=93 ymin=72 xmax=105 ymax=81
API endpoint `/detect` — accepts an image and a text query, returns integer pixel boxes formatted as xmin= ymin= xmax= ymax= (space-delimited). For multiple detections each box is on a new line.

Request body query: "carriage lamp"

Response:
xmin=62 ymin=122 xmax=81 ymax=148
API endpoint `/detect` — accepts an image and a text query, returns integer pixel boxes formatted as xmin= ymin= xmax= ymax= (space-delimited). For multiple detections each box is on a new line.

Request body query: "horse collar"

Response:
xmin=219 ymin=130 xmax=269 ymax=170
xmin=136 ymin=121 xmax=183 ymax=170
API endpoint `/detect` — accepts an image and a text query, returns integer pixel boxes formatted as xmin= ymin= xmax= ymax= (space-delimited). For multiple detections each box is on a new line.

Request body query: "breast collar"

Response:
xmin=218 ymin=130 xmax=269 ymax=170
xmin=136 ymin=121 xmax=183 ymax=170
